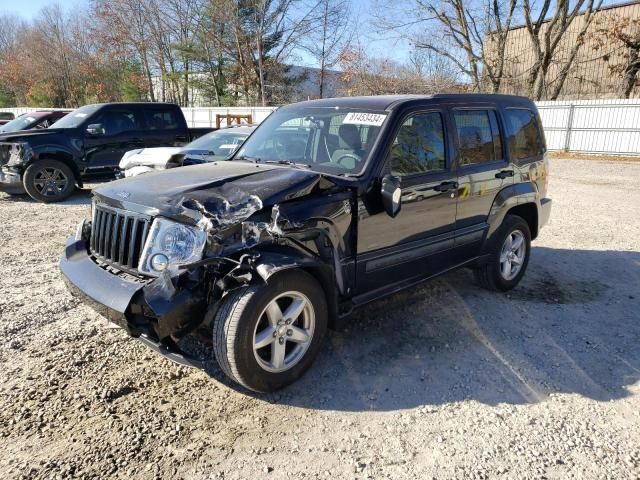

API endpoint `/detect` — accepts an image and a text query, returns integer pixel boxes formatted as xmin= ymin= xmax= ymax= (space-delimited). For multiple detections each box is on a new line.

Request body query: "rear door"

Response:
xmin=355 ymin=108 xmax=459 ymax=295
xmin=452 ymin=107 xmax=513 ymax=257
xmin=140 ymin=105 xmax=189 ymax=148
xmin=83 ymin=106 xmax=145 ymax=170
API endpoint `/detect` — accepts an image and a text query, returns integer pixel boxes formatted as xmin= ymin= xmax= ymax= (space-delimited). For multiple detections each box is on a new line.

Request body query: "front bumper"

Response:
xmin=60 ymin=237 xmax=208 ymax=340
xmin=60 ymin=237 xmax=145 ymax=329
xmin=0 ymin=167 xmax=25 ymax=194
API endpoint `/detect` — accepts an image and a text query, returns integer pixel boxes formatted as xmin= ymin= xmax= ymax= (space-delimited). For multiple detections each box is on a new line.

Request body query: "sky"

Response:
xmin=0 ymin=0 xmax=88 ymax=17
xmin=0 ymin=0 xmax=410 ymax=66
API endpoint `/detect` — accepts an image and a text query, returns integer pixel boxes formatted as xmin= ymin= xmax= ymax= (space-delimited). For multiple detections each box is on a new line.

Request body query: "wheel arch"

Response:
xmin=254 ymin=250 xmax=339 ymax=329
xmin=505 ymin=203 xmax=538 ymax=240
xmin=32 ymin=151 xmax=82 ymax=187
xmin=484 ymin=182 xmax=540 ymax=252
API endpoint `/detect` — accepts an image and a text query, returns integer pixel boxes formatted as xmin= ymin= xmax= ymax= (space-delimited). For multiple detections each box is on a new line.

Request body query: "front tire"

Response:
xmin=474 ymin=214 xmax=531 ymax=291
xmin=212 ymin=270 xmax=328 ymax=392
xmin=23 ymin=159 xmax=76 ymax=203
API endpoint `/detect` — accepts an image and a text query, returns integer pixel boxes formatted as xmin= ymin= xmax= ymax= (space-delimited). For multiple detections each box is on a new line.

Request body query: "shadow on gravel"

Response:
xmin=245 ymin=246 xmax=640 ymax=412
xmin=0 ymin=188 xmax=92 ymax=205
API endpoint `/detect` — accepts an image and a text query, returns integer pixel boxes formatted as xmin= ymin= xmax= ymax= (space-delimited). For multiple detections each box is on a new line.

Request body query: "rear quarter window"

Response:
xmin=144 ymin=108 xmax=181 ymax=130
xmin=504 ymin=109 xmax=545 ymax=163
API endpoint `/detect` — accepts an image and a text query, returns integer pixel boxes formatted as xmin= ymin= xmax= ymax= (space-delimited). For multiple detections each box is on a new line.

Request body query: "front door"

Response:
xmin=83 ymin=106 xmax=145 ymax=173
xmin=355 ymin=110 xmax=458 ymax=296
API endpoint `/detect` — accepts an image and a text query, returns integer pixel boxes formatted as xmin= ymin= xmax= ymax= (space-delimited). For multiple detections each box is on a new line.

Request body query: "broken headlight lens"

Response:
xmin=138 ymin=217 xmax=206 ymax=276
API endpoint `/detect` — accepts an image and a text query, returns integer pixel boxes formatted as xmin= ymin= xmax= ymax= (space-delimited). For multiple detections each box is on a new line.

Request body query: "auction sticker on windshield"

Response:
xmin=343 ymin=112 xmax=387 ymax=126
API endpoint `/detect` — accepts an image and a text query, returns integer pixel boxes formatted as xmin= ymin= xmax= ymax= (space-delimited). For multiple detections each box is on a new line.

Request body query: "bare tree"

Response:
xmin=94 ymin=0 xmax=157 ymax=101
xmin=373 ymin=0 xmax=517 ymax=93
xmin=522 ymin=0 xmax=603 ymax=100
xmin=590 ymin=13 xmax=640 ymax=99
xmin=302 ymin=0 xmax=352 ymax=98
xmin=338 ymin=44 xmax=458 ymax=96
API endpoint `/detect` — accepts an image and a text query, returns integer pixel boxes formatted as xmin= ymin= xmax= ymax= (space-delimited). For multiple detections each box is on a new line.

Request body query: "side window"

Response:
xmin=94 ymin=109 xmax=139 ymax=136
xmin=453 ymin=110 xmax=502 ymax=166
xmin=144 ymin=108 xmax=180 ymax=130
xmin=504 ymin=109 xmax=544 ymax=161
xmin=390 ymin=112 xmax=446 ymax=177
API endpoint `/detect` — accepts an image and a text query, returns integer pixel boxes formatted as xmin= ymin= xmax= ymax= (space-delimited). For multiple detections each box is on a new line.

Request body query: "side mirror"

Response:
xmin=381 ymin=174 xmax=402 ymax=218
xmin=86 ymin=123 xmax=105 ymax=136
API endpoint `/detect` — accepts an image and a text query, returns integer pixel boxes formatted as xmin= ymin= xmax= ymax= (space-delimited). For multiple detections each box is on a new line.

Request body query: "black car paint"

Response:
xmin=60 ymin=94 xmax=552 ymax=367
xmin=0 ymin=103 xmax=213 ymax=192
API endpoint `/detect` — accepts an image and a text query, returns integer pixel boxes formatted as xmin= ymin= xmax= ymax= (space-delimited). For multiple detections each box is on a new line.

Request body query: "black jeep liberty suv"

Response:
xmin=60 ymin=94 xmax=552 ymax=392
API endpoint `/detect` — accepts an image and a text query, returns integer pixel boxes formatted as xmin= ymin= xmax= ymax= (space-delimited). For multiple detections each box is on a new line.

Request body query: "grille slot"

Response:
xmin=90 ymin=204 xmax=151 ymax=272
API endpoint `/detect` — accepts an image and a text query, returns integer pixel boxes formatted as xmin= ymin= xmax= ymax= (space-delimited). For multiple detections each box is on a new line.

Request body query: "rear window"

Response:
xmin=144 ymin=108 xmax=180 ymax=130
xmin=504 ymin=109 xmax=545 ymax=161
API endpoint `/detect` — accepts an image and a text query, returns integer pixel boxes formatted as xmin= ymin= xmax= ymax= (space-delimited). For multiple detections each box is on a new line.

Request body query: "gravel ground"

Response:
xmin=0 ymin=158 xmax=639 ymax=480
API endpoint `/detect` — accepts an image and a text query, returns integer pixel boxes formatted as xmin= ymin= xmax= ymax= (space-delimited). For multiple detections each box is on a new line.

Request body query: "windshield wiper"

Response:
xmin=262 ymin=159 xmax=311 ymax=169
xmin=234 ymin=155 xmax=262 ymax=163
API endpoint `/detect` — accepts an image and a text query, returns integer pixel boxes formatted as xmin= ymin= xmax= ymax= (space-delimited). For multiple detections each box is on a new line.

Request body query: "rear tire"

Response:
xmin=23 ymin=159 xmax=76 ymax=203
xmin=474 ymin=214 xmax=531 ymax=291
xmin=212 ymin=270 xmax=328 ymax=392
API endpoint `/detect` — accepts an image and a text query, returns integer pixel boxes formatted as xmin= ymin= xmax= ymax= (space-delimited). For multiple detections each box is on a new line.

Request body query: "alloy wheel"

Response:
xmin=253 ymin=291 xmax=315 ymax=373
xmin=33 ymin=167 xmax=69 ymax=197
xmin=499 ymin=229 xmax=526 ymax=281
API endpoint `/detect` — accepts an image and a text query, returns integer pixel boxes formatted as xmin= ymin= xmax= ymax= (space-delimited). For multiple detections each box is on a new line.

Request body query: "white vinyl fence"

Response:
xmin=536 ymin=99 xmax=640 ymax=156
xmin=181 ymin=106 xmax=277 ymax=127
xmin=4 ymin=99 xmax=640 ymax=156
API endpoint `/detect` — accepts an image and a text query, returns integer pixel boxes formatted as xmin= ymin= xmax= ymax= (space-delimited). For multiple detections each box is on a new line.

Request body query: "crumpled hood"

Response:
xmin=94 ymin=161 xmax=336 ymax=225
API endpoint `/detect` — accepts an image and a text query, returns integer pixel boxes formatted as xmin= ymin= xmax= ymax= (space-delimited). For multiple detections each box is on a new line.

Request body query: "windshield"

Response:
xmin=50 ymin=104 xmax=101 ymax=129
xmin=187 ymin=130 xmax=251 ymax=158
xmin=0 ymin=114 xmax=39 ymax=133
xmin=233 ymin=107 xmax=388 ymax=175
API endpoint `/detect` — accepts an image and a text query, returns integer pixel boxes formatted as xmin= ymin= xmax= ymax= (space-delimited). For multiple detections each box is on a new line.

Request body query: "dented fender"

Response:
xmin=253 ymin=250 xmax=331 ymax=283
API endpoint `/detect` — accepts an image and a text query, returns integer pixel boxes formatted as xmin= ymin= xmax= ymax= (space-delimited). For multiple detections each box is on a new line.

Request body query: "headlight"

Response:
xmin=138 ymin=217 xmax=207 ymax=276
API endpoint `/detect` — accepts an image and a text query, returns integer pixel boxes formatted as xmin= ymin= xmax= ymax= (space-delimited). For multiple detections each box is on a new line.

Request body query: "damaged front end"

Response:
xmin=60 ymin=164 xmax=355 ymax=364
xmin=0 ymin=142 xmax=33 ymax=193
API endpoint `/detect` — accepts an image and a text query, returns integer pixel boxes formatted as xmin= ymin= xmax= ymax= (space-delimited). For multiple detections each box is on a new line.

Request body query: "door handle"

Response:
xmin=434 ymin=181 xmax=458 ymax=192
xmin=175 ymin=135 xmax=188 ymax=142
xmin=495 ymin=170 xmax=514 ymax=179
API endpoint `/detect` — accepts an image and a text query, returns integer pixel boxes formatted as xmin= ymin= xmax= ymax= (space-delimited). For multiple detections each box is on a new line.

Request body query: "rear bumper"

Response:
xmin=59 ymin=237 xmax=208 ymax=340
xmin=539 ymin=197 xmax=552 ymax=229
xmin=0 ymin=167 xmax=25 ymax=194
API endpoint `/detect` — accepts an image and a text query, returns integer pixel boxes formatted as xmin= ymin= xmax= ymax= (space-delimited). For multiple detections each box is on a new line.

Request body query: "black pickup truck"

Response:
xmin=0 ymin=102 xmax=213 ymax=202
xmin=60 ymin=94 xmax=552 ymax=392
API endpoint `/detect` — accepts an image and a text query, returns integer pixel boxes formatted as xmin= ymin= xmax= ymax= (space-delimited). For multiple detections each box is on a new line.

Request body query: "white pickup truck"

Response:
xmin=119 ymin=125 xmax=256 ymax=177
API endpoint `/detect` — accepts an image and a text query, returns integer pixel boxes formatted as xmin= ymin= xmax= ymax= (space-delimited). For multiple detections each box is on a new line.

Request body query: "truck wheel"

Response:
xmin=23 ymin=159 xmax=76 ymax=203
xmin=213 ymin=270 xmax=328 ymax=392
xmin=474 ymin=214 xmax=531 ymax=291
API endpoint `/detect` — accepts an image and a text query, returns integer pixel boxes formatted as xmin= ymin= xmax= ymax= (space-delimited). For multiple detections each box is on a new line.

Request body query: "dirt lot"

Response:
xmin=0 ymin=158 xmax=639 ymax=480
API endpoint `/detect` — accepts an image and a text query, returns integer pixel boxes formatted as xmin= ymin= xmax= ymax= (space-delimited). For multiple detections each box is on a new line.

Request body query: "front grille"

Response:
xmin=90 ymin=203 xmax=152 ymax=273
